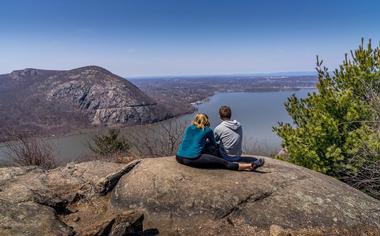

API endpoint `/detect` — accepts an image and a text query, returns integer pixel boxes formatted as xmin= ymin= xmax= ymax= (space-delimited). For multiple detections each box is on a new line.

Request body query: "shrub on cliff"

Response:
xmin=274 ymin=39 xmax=380 ymax=199
xmin=89 ymin=128 xmax=129 ymax=158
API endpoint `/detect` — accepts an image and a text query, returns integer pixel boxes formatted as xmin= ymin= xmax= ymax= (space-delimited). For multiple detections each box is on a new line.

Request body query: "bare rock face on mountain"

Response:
xmin=0 ymin=66 xmax=171 ymax=141
xmin=1 ymin=156 xmax=379 ymax=235
xmin=42 ymin=66 xmax=167 ymax=125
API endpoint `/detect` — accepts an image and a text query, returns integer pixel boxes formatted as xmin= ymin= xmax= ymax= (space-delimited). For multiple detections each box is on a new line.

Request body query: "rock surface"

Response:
xmin=112 ymin=156 xmax=380 ymax=235
xmin=0 ymin=160 xmax=145 ymax=236
xmin=1 ymin=156 xmax=379 ymax=235
xmin=42 ymin=66 xmax=168 ymax=125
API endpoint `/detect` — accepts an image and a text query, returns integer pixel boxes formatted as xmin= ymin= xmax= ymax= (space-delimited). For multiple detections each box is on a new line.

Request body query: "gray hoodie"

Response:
xmin=214 ymin=120 xmax=243 ymax=157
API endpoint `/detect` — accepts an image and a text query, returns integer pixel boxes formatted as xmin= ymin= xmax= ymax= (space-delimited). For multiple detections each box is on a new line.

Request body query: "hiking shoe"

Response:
xmin=251 ymin=158 xmax=265 ymax=171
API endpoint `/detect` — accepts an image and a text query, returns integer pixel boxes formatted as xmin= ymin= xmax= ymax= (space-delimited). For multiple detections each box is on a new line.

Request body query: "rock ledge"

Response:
xmin=1 ymin=156 xmax=379 ymax=235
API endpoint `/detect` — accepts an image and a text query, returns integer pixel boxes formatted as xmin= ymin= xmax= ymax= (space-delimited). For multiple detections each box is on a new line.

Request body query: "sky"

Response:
xmin=0 ymin=0 xmax=380 ymax=77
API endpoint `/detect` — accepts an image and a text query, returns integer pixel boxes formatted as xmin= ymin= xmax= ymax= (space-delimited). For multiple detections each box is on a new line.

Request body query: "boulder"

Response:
xmin=0 ymin=160 xmax=145 ymax=236
xmin=0 ymin=200 xmax=74 ymax=235
xmin=112 ymin=156 xmax=380 ymax=235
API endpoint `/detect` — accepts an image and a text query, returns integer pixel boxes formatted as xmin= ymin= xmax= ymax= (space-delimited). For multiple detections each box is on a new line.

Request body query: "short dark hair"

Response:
xmin=219 ymin=106 xmax=231 ymax=120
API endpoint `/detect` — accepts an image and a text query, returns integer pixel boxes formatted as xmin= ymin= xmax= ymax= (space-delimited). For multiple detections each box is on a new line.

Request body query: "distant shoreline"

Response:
xmin=128 ymin=72 xmax=317 ymax=80
xmin=189 ymin=86 xmax=316 ymax=107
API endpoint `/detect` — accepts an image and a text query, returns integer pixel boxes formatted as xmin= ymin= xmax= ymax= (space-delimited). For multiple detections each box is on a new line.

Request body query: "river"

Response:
xmin=0 ymin=89 xmax=315 ymax=164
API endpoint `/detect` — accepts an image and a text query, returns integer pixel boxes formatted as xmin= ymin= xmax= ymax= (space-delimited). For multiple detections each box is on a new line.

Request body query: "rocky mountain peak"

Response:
xmin=10 ymin=68 xmax=43 ymax=79
xmin=68 ymin=66 xmax=115 ymax=78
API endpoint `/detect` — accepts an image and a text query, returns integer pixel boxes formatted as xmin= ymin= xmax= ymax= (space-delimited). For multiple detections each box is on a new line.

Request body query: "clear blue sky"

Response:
xmin=0 ymin=0 xmax=379 ymax=77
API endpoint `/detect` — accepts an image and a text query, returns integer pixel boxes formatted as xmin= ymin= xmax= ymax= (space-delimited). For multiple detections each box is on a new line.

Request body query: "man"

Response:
xmin=214 ymin=105 xmax=264 ymax=169
xmin=214 ymin=106 xmax=243 ymax=161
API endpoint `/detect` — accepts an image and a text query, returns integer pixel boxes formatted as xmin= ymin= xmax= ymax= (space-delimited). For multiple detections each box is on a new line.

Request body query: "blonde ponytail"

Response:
xmin=192 ymin=113 xmax=210 ymax=129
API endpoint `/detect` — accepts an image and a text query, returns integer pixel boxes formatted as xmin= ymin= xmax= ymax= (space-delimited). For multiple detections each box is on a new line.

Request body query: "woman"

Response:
xmin=176 ymin=113 xmax=261 ymax=171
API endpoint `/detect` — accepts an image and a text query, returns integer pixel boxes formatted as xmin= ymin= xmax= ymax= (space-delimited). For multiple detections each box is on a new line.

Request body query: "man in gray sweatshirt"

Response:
xmin=214 ymin=106 xmax=243 ymax=161
xmin=214 ymin=105 xmax=265 ymax=169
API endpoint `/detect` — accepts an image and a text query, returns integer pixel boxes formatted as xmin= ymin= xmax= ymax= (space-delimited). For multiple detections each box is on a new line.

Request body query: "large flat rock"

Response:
xmin=112 ymin=156 xmax=380 ymax=235
xmin=1 ymin=157 xmax=379 ymax=235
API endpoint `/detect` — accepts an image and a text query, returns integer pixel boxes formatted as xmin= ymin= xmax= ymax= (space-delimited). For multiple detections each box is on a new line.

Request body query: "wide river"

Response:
xmin=0 ymin=89 xmax=314 ymax=164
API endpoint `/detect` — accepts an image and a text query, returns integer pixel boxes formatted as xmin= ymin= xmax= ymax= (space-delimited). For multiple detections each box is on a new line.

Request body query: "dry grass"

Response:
xmin=123 ymin=119 xmax=187 ymax=158
xmin=4 ymin=133 xmax=56 ymax=169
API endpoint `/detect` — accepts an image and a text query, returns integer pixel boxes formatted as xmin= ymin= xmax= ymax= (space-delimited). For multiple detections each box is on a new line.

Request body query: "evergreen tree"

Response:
xmin=89 ymin=128 xmax=129 ymax=157
xmin=274 ymin=39 xmax=380 ymax=179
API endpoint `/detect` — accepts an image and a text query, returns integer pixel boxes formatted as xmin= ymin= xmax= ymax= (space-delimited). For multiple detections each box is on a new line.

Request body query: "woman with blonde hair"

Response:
xmin=176 ymin=113 xmax=255 ymax=171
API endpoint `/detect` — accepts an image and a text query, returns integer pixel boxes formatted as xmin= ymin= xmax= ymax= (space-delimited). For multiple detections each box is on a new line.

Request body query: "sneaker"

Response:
xmin=251 ymin=158 xmax=265 ymax=171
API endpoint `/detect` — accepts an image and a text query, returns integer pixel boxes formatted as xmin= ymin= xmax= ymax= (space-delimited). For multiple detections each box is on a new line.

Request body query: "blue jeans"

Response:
xmin=203 ymin=143 xmax=258 ymax=163
xmin=222 ymin=154 xmax=258 ymax=163
xmin=221 ymin=153 xmax=241 ymax=162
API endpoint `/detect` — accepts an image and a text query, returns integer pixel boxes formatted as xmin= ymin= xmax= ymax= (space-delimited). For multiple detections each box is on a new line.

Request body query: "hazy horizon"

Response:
xmin=0 ymin=65 xmax=316 ymax=79
xmin=127 ymin=70 xmax=317 ymax=79
xmin=1 ymin=0 xmax=379 ymax=77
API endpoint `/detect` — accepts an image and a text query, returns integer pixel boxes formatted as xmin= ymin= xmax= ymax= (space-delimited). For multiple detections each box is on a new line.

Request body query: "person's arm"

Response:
xmin=207 ymin=128 xmax=217 ymax=146
xmin=214 ymin=126 xmax=221 ymax=143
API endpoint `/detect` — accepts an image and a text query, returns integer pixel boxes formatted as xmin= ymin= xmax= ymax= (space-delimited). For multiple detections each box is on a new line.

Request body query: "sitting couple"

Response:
xmin=176 ymin=106 xmax=265 ymax=171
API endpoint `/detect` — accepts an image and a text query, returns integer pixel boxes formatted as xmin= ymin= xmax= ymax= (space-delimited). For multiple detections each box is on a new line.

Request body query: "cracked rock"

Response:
xmin=1 ymin=156 xmax=379 ymax=235
xmin=0 ymin=160 xmax=143 ymax=235
xmin=112 ymin=156 xmax=380 ymax=235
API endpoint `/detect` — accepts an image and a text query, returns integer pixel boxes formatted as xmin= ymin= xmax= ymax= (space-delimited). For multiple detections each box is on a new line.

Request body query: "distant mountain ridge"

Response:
xmin=0 ymin=66 xmax=171 ymax=141
xmin=128 ymin=71 xmax=317 ymax=80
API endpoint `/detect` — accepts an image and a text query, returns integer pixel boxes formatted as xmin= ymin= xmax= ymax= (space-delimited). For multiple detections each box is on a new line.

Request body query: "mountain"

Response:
xmin=0 ymin=66 xmax=172 ymax=141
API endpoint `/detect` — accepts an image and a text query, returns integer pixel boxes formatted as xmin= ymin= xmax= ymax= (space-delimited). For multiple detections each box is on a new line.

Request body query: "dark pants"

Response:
xmin=202 ymin=142 xmax=222 ymax=156
xmin=176 ymin=154 xmax=239 ymax=170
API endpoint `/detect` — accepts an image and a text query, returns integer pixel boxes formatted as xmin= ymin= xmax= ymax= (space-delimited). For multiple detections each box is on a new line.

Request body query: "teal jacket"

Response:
xmin=176 ymin=125 xmax=216 ymax=159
